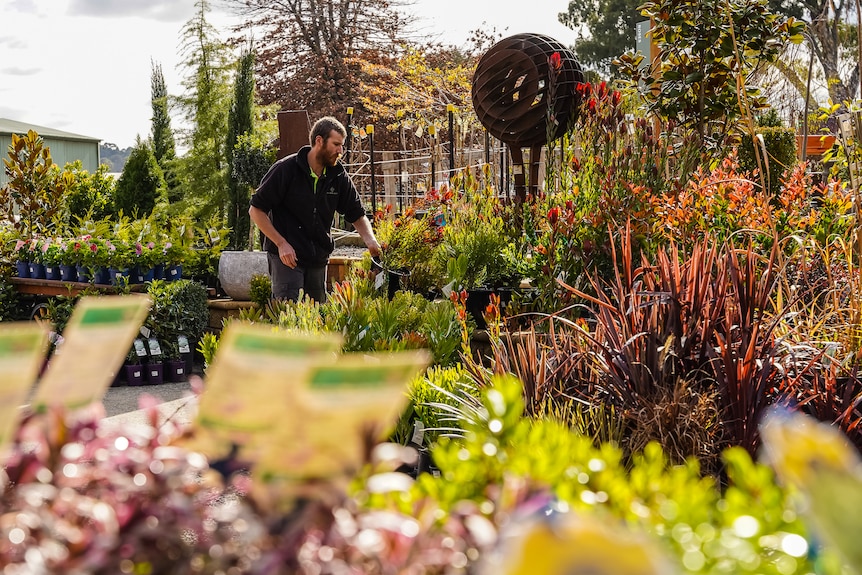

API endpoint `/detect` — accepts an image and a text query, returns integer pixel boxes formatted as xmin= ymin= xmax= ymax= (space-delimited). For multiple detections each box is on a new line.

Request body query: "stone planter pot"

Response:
xmin=218 ymin=250 xmax=269 ymax=301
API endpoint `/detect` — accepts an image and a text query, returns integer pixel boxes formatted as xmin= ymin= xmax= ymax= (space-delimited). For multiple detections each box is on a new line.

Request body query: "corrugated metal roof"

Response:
xmin=0 ymin=118 xmax=100 ymax=142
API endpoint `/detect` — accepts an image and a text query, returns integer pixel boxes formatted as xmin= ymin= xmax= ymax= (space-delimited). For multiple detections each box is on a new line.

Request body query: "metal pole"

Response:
xmin=398 ymin=158 xmax=404 ymax=214
xmin=367 ymin=124 xmax=377 ymax=216
xmin=429 ymin=125 xmax=436 ymax=190
xmin=500 ymin=141 xmax=505 ymax=198
xmin=448 ymin=104 xmax=455 ymax=179
xmin=345 ymin=107 xmax=353 ymax=165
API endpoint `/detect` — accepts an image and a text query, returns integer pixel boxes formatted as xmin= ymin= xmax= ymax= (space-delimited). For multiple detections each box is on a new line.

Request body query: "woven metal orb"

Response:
xmin=472 ymin=33 xmax=584 ymax=147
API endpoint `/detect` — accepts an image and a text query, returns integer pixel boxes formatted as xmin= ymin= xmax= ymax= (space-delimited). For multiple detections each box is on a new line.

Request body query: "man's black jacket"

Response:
xmin=250 ymin=145 xmax=366 ymax=266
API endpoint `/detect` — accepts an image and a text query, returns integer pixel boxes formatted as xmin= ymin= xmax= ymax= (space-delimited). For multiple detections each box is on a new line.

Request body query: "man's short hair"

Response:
xmin=310 ymin=116 xmax=347 ymax=145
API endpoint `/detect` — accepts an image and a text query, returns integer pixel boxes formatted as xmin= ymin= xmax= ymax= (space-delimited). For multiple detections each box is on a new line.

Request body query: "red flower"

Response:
xmin=548 ymin=206 xmax=560 ymax=226
xmin=549 ymin=51 xmax=562 ymax=71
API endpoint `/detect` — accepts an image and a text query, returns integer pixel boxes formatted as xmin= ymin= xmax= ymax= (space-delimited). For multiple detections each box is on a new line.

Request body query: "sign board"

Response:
xmin=32 ymin=295 xmax=151 ymax=411
xmin=635 ymin=20 xmax=652 ymax=71
xmin=0 ymin=323 xmax=48 ymax=459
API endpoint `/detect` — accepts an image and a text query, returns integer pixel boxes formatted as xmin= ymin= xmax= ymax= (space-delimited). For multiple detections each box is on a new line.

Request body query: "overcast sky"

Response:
xmin=0 ymin=0 xmax=576 ymax=149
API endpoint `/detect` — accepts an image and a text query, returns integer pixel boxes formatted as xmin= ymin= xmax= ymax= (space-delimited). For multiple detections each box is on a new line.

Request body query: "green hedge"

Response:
xmin=737 ymin=127 xmax=798 ymax=197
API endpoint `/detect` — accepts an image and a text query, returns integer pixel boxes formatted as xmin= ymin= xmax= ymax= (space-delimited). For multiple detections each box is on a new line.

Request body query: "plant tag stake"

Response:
xmin=208 ymin=228 xmax=220 ymax=243
xmin=178 ymin=335 xmax=191 ymax=354
xmin=147 ymin=338 xmax=162 ymax=357
xmin=374 ymin=271 xmax=386 ymax=290
xmin=133 ymin=338 xmax=148 ymax=358
xmin=441 ymin=281 xmax=455 ymax=298
xmin=140 ymin=326 xmax=151 ymax=339
xmin=411 ymin=419 xmax=425 ymax=446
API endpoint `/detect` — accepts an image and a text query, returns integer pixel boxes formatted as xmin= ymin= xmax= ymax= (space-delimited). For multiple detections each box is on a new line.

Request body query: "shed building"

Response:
xmin=0 ymin=118 xmax=101 ymax=188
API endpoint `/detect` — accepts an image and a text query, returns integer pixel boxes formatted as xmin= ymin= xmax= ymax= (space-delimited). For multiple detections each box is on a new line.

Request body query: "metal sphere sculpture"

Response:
xmin=471 ymin=33 xmax=584 ymax=199
xmin=472 ymin=33 xmax=584 ymax=146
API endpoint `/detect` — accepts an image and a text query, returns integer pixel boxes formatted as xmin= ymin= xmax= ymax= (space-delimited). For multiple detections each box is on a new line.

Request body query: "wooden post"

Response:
xmin=276 ymin=110 xmax=310 ymax=159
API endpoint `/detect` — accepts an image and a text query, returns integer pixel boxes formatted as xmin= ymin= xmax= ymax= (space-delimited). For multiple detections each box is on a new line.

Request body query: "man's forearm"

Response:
xmin=249 ymin=205 xmax=286 ymax=248
xmin=352 ymin=216 xmax=381 ymax=256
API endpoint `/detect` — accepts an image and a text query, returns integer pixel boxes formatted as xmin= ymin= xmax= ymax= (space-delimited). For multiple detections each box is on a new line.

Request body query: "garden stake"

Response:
xmin=367 ymin=123 xmax=377 ymax=216
xmin=448 ymin=103 xmax=455 ymax=179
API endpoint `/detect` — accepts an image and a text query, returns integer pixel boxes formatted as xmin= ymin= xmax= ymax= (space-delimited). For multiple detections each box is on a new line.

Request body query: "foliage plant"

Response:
xmin=431 ymin=181 xmax=523 ymax=290
xmin=484 ymin=225 xmax=829 ymax=475
xmin=145 ymin=279 xmax=209 ymax=352
xmin=248 ymin=273 xmax=272 ymax=308
xmin=1 ymin=130 xmax=68 ymax=238
xmin=61 ymin=161 xmax=116 ymax=223
xmin=392 ymin=363 xmax=479 ymax=445
xmin=408 ymin=376 xmax=823 ymax=575
xmin=1 ymin=363 xmax=843 ymax=574
xmin=374 ymin=204 xmax=442 ymax=295
xmin=736 ymin=126 xmax=799 ymax=197
xmin=615 ymin=0 xmax=804 ymax=150
xmin=113 ymin=138 xmax=167 ymax=218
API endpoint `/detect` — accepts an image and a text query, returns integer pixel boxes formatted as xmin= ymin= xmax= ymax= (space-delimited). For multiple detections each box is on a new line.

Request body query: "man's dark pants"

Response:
xmin=267 ymin=253 xmax=327 ymax=302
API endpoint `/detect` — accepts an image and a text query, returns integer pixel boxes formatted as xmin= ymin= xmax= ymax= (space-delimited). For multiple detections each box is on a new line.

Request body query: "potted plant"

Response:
xmin=58 ymin=238 xmax=82 ymax=282
xmin=12 ymin=239 xmax=31 ymax=278
xmin=40 ymin=238 xmax=63 ymax=281
xmin=105 ymin=239 xmax=135 ymax=286
xmin=133 ymin=241 xmax=159 ymax=282
xmin=163 ymin=241 xmax=186 ymax=281
xmin=81 ymin=238 xmax=110 ymax=284
xmin=144 ymin=337 xmax=164 ymax=385
xmin=27 ymin=238 xmax=46 ymax=279
xmin=123 ymin=341 xmax=147 ymax=386
xmin=161 ymin=340 xmax=186 ymax=383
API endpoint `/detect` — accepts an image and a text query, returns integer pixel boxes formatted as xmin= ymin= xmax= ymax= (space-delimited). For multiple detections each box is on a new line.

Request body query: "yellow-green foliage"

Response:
xmin=401 ymin=377 xmax=827 ymax=575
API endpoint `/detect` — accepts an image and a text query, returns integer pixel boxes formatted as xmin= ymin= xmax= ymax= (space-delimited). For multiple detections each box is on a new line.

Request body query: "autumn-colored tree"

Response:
xmin=356 ymin=45 xmax=476 ymax=133
xmin=224 ymin=0 xmax=413 ymax=121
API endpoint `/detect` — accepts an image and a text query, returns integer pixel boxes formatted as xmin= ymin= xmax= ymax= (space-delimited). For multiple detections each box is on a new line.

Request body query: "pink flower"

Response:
xmin=14 ymin=240 xmax=25 ymax=252
xmin=89 ymin=243 xmax=99 ymax=253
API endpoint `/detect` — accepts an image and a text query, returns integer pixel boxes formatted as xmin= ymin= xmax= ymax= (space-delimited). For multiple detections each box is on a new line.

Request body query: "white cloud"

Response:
xmin=1 ymin=66 xmax=41 ymax=76
xmin=67 ymin=0 xmax=195 ymax=22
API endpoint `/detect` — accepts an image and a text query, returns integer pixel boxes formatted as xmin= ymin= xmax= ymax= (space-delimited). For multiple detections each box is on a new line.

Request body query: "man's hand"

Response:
xmin=367 ymin=239 xmax=382 ymax=258
xmin=277 ymin=240 xmax=297 ymax=268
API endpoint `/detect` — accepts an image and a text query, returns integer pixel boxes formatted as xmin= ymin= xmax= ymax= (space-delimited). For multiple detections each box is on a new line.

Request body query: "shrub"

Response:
xmin=146 ymin=279 xmax=209 ymax=351
xmin=114 ymin=139 xmax=166 ymax=217
xmin=249 ymin=273 xmax=272 ymax=308
xmin=737 ymin=126 xmax=799 ymax=197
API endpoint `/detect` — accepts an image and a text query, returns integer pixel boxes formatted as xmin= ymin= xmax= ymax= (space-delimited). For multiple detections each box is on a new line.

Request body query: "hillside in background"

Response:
xmin=100 ymin=143 xmax=133 ymax=172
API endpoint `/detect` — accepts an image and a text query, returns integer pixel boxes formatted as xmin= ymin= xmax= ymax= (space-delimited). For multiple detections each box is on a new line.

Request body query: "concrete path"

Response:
xmin=102 ymin=378 xmax=198 ymax=430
